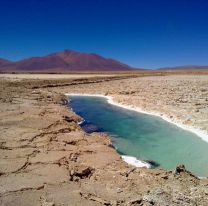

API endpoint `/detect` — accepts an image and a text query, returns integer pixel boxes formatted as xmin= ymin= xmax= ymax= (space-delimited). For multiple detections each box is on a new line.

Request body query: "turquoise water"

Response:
xmin=68 ymin=96 xmax=208 ymax=177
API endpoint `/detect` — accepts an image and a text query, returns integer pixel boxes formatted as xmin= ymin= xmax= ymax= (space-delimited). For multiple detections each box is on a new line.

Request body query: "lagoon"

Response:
xmin=68 ymin=96 xmax=208 ymax=177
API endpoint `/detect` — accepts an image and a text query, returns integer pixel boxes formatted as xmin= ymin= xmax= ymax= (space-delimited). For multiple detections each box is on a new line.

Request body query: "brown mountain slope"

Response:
xmin=0 ymin=50 xmax=133 ymax=72
xmin=0 ymin=58 xmax=12 ymax=66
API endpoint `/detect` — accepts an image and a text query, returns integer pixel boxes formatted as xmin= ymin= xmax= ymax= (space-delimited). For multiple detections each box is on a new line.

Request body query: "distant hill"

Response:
xmin=158 ymin=65 xmax=208 ymax=70
xmin=2 ymin=51 xmax=207 ymax=73
xmin=0 ymin=58 xmax=12 ymax=66
xmin=0 ymin=50 xmax=134 ymax=72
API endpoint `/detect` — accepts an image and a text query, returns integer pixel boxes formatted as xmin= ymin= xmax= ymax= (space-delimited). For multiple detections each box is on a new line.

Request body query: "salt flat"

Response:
xmin=0 ymin=73 xmax=208 ymax=206
xmin=0 ymin=73 xmax=116 ymax=80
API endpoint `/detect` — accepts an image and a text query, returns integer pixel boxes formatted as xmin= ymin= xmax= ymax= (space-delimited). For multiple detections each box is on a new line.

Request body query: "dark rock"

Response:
xmin=70 ymin=166 xmax=94 ymax=181
xmin=63 ymin=115 xmax=73 ymax=122
xmin=175 ymin=164 xmax=186 ymax=175
xmin=174 ymin=164 xmax=198 ymax=179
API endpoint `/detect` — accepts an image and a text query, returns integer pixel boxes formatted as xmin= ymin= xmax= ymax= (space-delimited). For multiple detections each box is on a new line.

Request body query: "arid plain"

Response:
xmin=0 ymin=72 xmax=208 ymax=206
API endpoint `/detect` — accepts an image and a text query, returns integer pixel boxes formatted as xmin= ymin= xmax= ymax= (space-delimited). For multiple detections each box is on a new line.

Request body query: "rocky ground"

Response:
xmin=0 ymin=74 xmax=208 ymax=206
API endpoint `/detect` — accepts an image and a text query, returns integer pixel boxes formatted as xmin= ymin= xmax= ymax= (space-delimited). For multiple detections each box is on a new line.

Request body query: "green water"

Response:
xmin=69 ymin=96 xmax=208 ymax=177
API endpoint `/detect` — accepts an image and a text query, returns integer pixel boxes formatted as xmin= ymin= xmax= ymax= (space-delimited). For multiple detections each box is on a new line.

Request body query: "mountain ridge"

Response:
xmin=159 ymin=65 xmax=208 ymax=70
xmin=0 ymin=50 xmax=134 ymax=72
xmin=1 ymin=51 xmax=208 ymax=72
xmin=0 ymin=58 xmax=12 ymax=66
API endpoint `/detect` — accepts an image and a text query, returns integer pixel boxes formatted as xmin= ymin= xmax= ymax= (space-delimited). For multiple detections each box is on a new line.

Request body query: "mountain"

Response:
xmin=0 ymin=50 xmax=133 ymax=72
xmin=158 ymin=65 xmax=208 ymax=70
xmin=0 ymin=58 xmax=12 ymax=66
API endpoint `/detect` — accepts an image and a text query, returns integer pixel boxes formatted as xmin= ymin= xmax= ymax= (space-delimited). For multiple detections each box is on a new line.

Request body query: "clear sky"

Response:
xmin=0 ymin=0 xmax=208 ymax=69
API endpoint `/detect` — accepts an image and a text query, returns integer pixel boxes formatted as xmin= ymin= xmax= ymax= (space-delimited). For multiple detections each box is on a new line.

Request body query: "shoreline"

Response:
xmin=66 ymin=93 xmax=208 ymax=143
xmin=1 ymin=76 xmax=208 ymax=205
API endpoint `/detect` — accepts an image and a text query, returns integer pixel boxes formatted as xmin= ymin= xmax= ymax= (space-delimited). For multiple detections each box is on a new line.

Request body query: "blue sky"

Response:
xmin=0 ymin=0 xmax=208 ymax=68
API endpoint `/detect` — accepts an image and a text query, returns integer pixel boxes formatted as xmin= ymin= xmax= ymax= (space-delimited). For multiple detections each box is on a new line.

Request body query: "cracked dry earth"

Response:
xmin=0 ymin=75 xmax=208 ymax=206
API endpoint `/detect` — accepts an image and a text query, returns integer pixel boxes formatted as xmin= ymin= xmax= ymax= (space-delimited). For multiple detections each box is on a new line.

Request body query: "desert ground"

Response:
xmin=0 ymin=72 xmax=208 ymax=206
xmin=0 ymin=73 xmax=117 ymax=80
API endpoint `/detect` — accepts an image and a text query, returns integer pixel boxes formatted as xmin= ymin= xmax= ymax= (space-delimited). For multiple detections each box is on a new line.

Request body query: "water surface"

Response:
xmin=69 ymin=96 xmax=208 ymax=177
